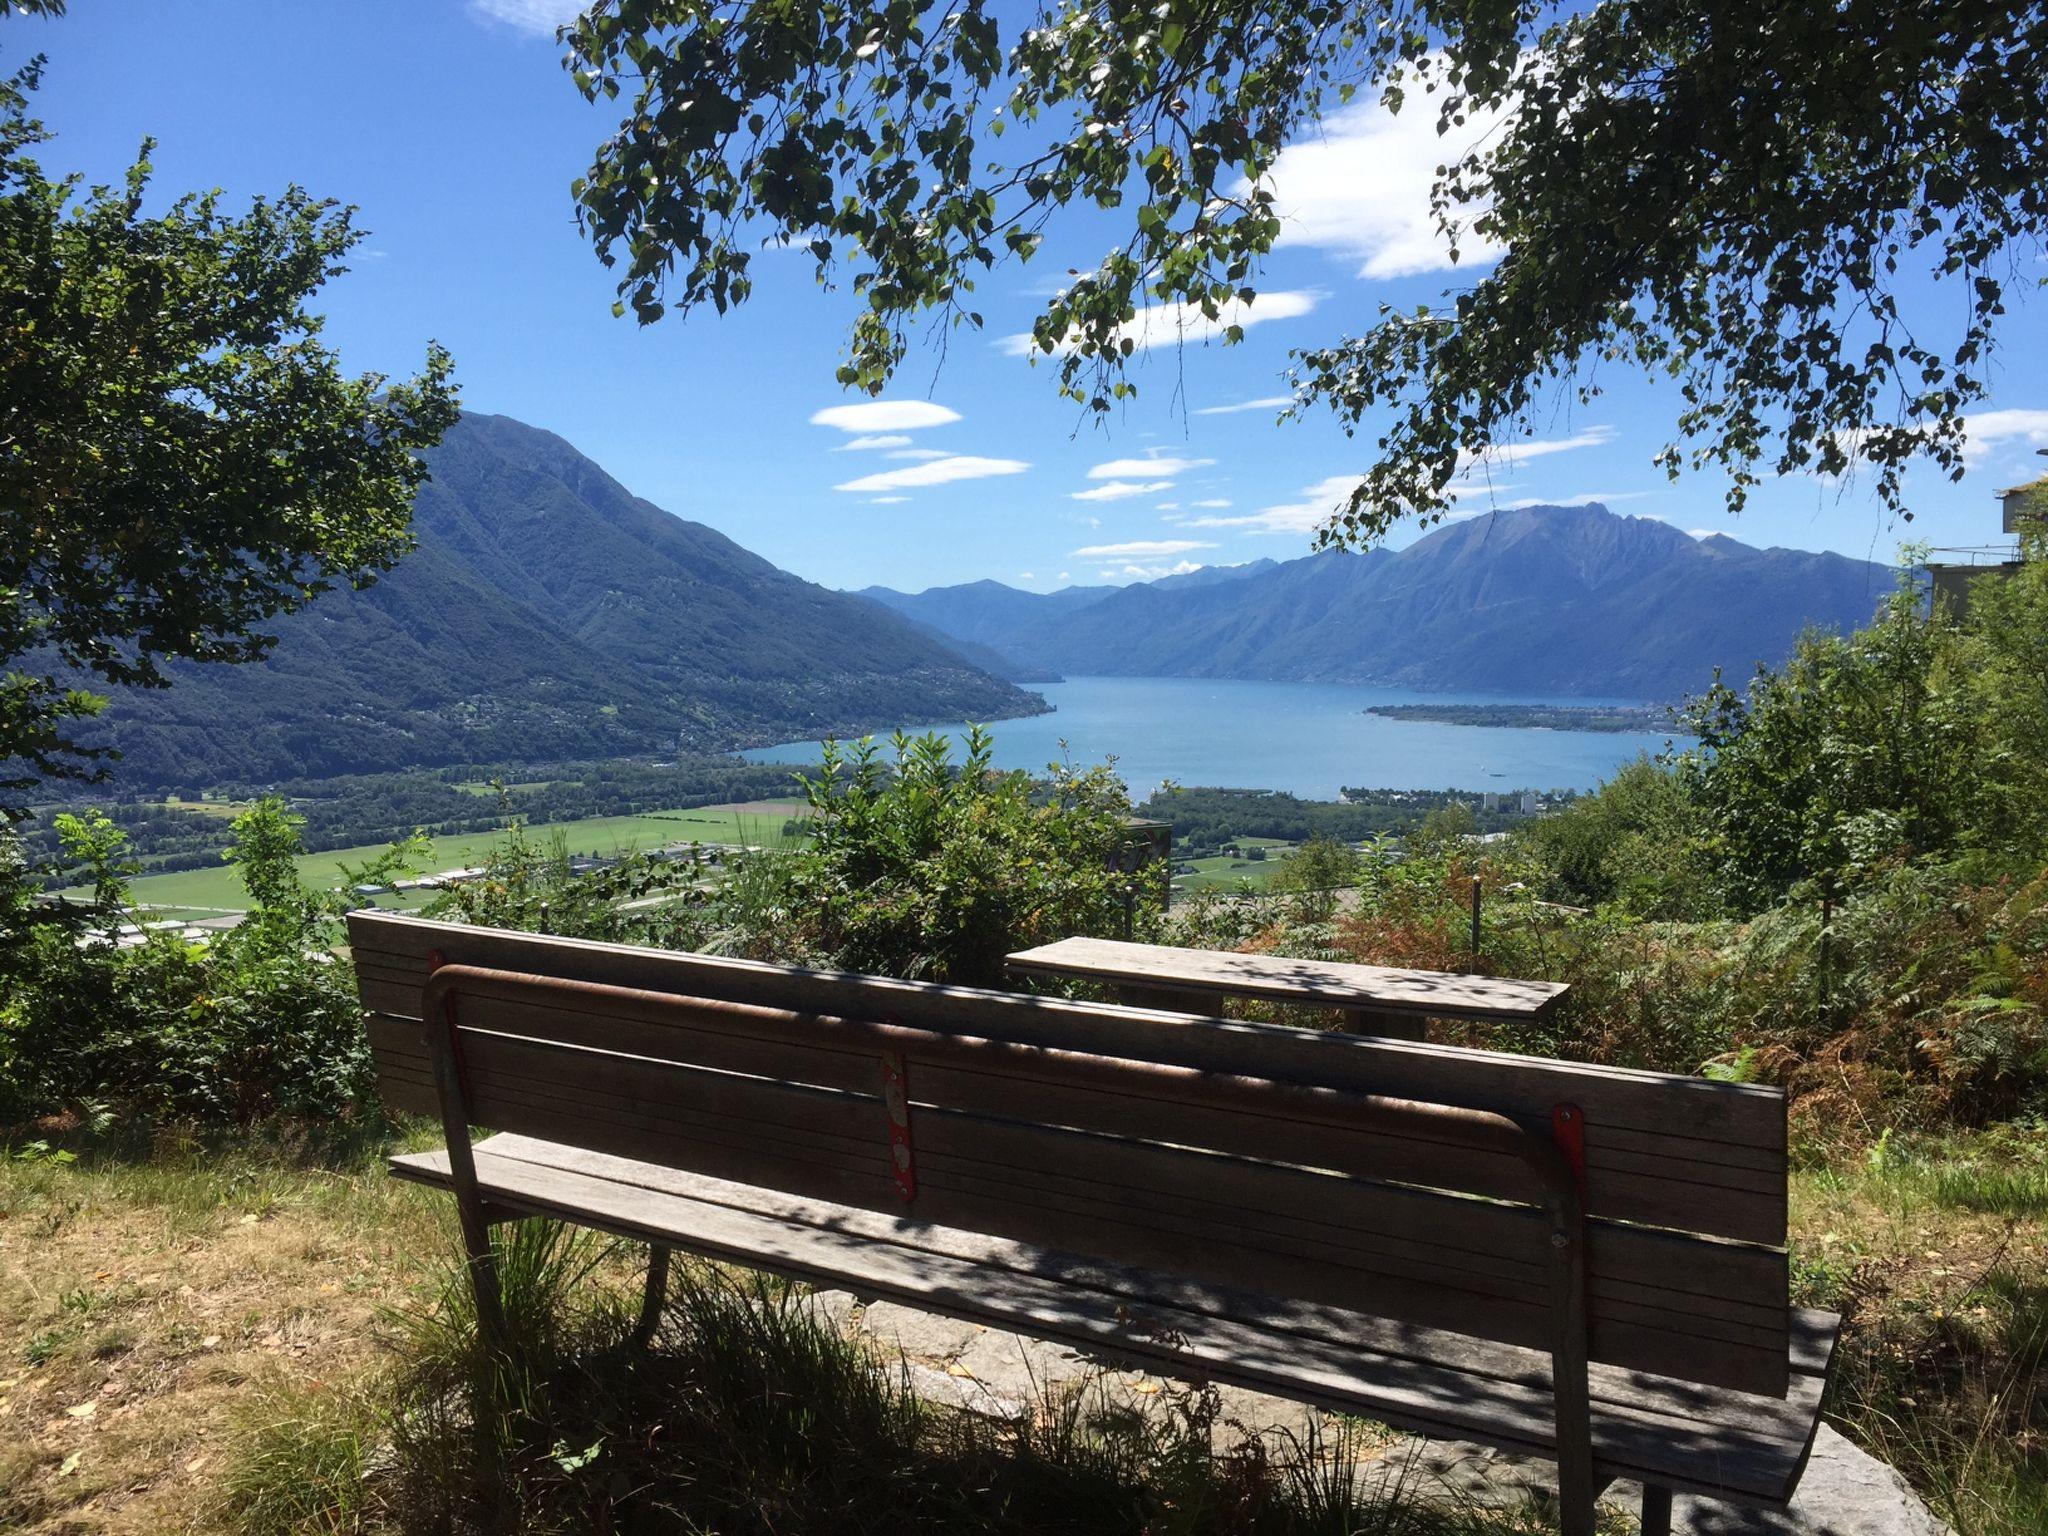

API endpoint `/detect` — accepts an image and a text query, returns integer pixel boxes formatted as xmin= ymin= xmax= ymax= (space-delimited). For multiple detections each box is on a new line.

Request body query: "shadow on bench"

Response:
xmin=350 ymin=911 xmax=1839 ymax=1536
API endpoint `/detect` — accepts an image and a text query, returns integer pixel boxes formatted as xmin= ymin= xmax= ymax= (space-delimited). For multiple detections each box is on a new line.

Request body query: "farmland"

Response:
xmin=71 ymin=801 xmax=809 ymax=916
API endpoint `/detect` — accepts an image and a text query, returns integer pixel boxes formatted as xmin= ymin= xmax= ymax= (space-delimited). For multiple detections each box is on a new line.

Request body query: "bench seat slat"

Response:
xmin=347 ymin=914 xmax=1789 ymax=1254
xmin=374 ymin=995 xmax=1794 ymax=1392
xmin=390 ymin=1135 xmax=1835 ymax=1506
xmin=363 ymin=1005 xmax=1783 ymax=1243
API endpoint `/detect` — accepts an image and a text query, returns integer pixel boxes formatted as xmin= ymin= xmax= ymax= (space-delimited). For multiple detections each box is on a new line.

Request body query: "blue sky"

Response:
xmin=19 ymin=0 xmax=2048 ymax=593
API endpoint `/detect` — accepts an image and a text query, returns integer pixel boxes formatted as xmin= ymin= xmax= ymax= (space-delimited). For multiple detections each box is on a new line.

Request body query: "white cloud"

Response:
xmin=1184 ymin=474 xmax=1365 ymax=534
xmin=1194 ymin=396 xmax=1295 ymax=416
xmin=1961 ymin=408 xmax=2048 ymax=468
xmin=868 ymin=496 xmax=910 ymax=505
xmin=1687 ymin=529 xmax=1723 ymax=540
xmin=1058 ymin=570 xmax=1071 ymax=581
xmin=1452 ymin=426 xmax=1614 ymax=478
xmin=1155 ymin=501 xmax=1182 ymax=512
xmin=834 ymin=455 xmax=1029 ymax=493
xmin=1825 ymin=407 xmax=2048 ymax=481
xmin=1119 ymin=560 xmax=1205 ymax=580
xmin=1181 ymin=431 xmax=1614 ymax=534
xmin=810 ymin=400 xmax=962 ymax=433
xmin=1018 ymin=571 xmax=1036 ymax=580
xmin=467 ymin=0 xmax=586 ymax=36
xmin=1087 ymin=454 xmax=1215 ymax=480
xmin=1191 ymin=497 xmax=1233 ymax=509
xmin=1070 ymin=539 xmax=1216 ymax=559
xmin=1247 ymin=84 xmax=1512 ymax=279
xmin=836 ymin=434 xmax=913 ymax=451
xmin=998 ymin=290 xmax=1319 ymax=357
xmin=886 ymin=447 xmax=950 ymax=460
xmin=1070 ymin=480 xmax=1176 ymax=502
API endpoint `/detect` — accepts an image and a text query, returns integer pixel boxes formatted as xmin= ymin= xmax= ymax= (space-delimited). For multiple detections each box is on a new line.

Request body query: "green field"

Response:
xmin=1170 ymin=838 xmax=1299 ymax=893
xmin=84 ymin=801 xmax=810 ymax=914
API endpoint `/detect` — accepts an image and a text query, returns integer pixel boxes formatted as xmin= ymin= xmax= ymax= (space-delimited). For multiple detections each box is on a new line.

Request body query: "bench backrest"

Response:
xmin=349 ymin=911 xmax=1791 ymax=1397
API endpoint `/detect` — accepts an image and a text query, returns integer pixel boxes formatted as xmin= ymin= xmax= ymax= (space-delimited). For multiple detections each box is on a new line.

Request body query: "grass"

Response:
xmin=0 ymin=1122 xmax=446 ymax=1534
xmin=75 ymin=803 xmax=813 ymax=915
xmin=1789 ymin=1126 xmax=2048 ymax=1536
xmin=1173 ymin=839 xmax=1301 ymax=893
xmin=0 ymin=1127 xmax=1551 ymax=1536
xmin=6 ymin=1119 xmax=2042 ymax=1533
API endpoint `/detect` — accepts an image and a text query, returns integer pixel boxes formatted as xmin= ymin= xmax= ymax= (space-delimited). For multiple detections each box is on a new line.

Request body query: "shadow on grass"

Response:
xmin=224 ymin=1219 xmax=1552 ymax=1536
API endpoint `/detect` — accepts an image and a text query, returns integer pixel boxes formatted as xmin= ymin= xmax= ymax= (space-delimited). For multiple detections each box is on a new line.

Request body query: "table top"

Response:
xmin=1005 ymin=936 xmax=1568 ymax=1020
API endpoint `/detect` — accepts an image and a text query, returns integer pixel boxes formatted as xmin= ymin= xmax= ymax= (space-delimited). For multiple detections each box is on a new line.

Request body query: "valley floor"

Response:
xmin=65 ymin=801 xmax=811 ymax=918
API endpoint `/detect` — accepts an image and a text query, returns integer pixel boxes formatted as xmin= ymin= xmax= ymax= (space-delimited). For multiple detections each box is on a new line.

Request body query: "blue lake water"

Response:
xmin=744 ymin=676 xmax=1691 ymax=801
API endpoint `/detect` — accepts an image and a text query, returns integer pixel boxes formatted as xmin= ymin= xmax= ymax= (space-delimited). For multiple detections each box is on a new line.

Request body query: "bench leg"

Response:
xmin=632 ymin=1243 xmax=671 ymax=1348
xmin=1640 ymin=1483 xmax=1672 ymax=1536
xmin=1544 ymin=1157 xmax=1597 ymax=1536
xmin=425 ymin=999 xmax=510 ymax=1363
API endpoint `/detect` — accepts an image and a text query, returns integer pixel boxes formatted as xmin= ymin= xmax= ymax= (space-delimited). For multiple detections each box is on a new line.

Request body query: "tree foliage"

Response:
xmin=568 ymin=1 xmax=2048 ymax=542
xmin=0 ymin=42 xmax=458 ymax=814
xmin=781 ymin=727 xmax=1161 ymax=985
xmin=0 ymin=798 xmax=406 ymax=1126
xmin=1523 ymin=546 xmax=2048 ymax=918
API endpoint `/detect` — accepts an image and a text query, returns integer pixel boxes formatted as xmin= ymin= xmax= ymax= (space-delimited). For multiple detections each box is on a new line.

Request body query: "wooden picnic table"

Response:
xmin=1005 ymin=936 xmax=1568 ymax=1040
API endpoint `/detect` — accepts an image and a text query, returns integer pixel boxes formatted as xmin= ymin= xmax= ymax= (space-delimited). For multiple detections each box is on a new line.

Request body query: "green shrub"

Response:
xmin=0 ymin=800 xmax=402 ymax=1128
xmin=772 ymin=728 xmax=1163 ymax=987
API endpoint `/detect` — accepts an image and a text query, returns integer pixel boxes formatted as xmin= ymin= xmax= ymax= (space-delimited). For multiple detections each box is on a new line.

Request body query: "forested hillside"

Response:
xmin=78 ymin=414 xmax=1043 ymax=786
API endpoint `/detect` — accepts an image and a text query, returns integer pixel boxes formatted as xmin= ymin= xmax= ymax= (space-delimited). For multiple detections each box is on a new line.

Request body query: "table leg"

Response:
xmin=1341 ymin=1007 xmax=1428 ymax=1040
xmin=1116 ymin=983 xmax=1219 ymax=1016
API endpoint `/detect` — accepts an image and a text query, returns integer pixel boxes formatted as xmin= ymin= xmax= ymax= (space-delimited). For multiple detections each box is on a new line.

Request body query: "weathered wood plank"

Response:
xmin=386 ymin=978 xmax=1781 ymax=1243
xmin=390 ymin=1138 xmax=1832 ymax=1505
xmin=415 ymin=1004 xmax=1788 ymax=1392
xmin=1008 ymin=936 xmax=1569 ymax=1021
xmin=433 ymin=1029 xmax=1786 ymax=1320
xmin=346 ymin=913 xmax=1783 ymax=1156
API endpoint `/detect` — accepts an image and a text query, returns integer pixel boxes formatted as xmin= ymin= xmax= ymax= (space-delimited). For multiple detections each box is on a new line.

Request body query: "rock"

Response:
xmin=950 ymin=1329 xmax=1082 ymax=1403
xmin=858 ymin=1302 xmax=983 ymax=1361
xmin=800 ymin=1289 xmax=861 ymax=1337
xmin=1205 ymin=1384 xmax=1324 ymax=1450
xmin=1365 ymin=1428 xmax=1949 ymax=1536
xmin=1363 ymin=1438 xmax=1556 ymax=1513
xmin=901 ymin=1361 xmax=1029 ymax=1421
xmin=1665 ymin=1426 xmax=1953 ymax=1536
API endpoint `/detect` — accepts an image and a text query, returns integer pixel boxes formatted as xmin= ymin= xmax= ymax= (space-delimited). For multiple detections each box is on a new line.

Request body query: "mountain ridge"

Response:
xmin=863 ymin=506 xmax=1894 ymax=700
xmin=84 ymin=412 xmax=1044 ymax=786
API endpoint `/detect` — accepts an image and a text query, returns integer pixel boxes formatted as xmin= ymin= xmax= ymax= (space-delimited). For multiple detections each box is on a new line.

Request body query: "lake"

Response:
xmin=744 ymin=676 xmax=1690 ymax=800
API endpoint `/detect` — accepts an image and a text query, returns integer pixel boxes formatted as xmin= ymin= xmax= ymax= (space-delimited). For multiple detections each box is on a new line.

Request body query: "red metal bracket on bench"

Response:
xmin=1551 ymin=1103 xmax=1586 ymax=1197
xmin=880 ymin=1050 xmax=916 ymax=1201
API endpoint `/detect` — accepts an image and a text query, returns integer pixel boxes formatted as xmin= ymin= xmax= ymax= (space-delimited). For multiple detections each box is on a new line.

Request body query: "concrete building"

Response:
xmin=1926 ymin=472 xmax=2044 ymax=618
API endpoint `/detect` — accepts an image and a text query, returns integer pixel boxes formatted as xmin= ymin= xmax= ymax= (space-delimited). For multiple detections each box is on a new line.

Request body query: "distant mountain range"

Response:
xmin=86 ymin=413 xmax=1042 ymax=786
xmin=861 ymin=506 xmax=1894 ymax=700
xmin=80 ymin=419 xmax=1896 ymax=792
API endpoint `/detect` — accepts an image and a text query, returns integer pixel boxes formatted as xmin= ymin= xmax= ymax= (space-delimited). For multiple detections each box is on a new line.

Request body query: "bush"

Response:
xmin=0 ymin=800 xmax=401 ymax=1128
xmin=1518 ymin=755 xmax=1713 ymax=918
xmin=773 ymin=728 xmax=1163 ymax=987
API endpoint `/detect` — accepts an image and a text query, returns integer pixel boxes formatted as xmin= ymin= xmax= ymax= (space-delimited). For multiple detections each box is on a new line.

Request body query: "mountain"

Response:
xmin=855 ymin=578 xmax=1114 ymax=651
xmin=1146 ymin=558 xmax=1282 ymax=592
xmin=88 ymin=413 xmax=1044 ymax=786
xmin=874 ymin=507 xmax=1893 ymax=700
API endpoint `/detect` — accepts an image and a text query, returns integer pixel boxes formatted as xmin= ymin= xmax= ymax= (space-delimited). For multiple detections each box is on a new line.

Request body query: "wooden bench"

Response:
xmin=349 ymin=911 xmax=1835 ymax=1536
xmin=1007 ymin=935 xmax=1569 ymax=1041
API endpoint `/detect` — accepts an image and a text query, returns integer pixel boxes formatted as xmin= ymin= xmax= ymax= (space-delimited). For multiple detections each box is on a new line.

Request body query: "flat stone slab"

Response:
xmin=1664 ymin=1426 xmax=1952 ymax=1536
xmin=815 ymin=1293 xmax=1947 ymax=1536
